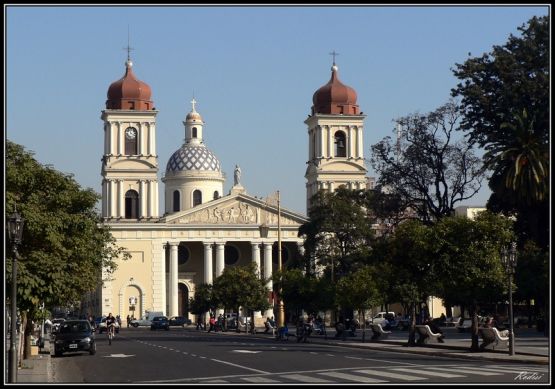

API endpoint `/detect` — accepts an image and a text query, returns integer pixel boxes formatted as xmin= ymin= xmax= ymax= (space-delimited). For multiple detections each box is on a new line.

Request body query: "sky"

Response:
xmin=5 ymin=5 xmax=549 ymax=216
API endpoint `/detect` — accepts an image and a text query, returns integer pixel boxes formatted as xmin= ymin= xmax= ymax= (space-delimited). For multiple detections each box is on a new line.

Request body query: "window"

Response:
xmin=178 ymin=244 xmax=189 ymax=265
xmin=125 ymin=127 xmax=138 ymax=155
xmin=125 ymin=190 xmax=139 ymax=219
xmin=224 ymin=245 xmax=240 ymax=265
xmin=173 ymin=190 xmax=180 ymax=212
xmin=193 ymin=190 xmax=202 ymax=207
xmin=213 ymin=191 xmax=219 ymax=200
xmin=334 ymin=131 xmax=346 ymax=157
xmin=192 ymin=127 xmax=198 ymax=138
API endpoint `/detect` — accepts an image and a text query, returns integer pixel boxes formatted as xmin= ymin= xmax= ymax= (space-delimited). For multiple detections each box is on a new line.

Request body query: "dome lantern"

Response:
xmin=311 ymin=62 xmax=359 ymax=115
xmin=106 ymin=59 xmax=154 ymax=110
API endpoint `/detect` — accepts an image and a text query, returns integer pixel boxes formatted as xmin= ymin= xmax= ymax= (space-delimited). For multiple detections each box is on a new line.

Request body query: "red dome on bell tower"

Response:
xmin=312 ymin=62 xmax=359 ymax=115
xmin=106 ymin=59 xmax=154 ymax=110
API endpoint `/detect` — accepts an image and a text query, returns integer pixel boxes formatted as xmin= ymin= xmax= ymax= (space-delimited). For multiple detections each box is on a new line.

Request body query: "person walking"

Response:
xmin=126 ymin=315 xmax=131 ymax=328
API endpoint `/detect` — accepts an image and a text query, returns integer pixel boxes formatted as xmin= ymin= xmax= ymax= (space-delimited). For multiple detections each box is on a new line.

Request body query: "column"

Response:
xmin=140 ymin=180 xmax=146 ymax=218
xmin=347 ymin=126 xmax=352 ymax=158
xmin=101 ymin=180 xmax=107 ymax=218
xmin=118 ymin=180 xmax=124 ymax=218
xmin=169 ymin=243 xmax=179 ymax=317
xmin=150 ymin=122 xmax=156 ymax=157
xmin=327 ymin=126 xmax=332 ymax=158
xmin=109 ymin=180 xmax=115 ymax=218
xmin=263 ymin=242 xmax=274 ymax=319
xmin=319 ymin=126 xmax=324 ymax=158
xmin=215 ymin=243 xmax=225 ymax=278
xmin=203 ymin=243 xmax=213 ymax=284
xmin=147 ymin=180 xmax=153 ymax=218
xmin=251 ymin=242 xmax=262 ymax=318
xmin=117 ymin=122 xmax=123 ymax=155
xmin=357 ymin=127 xmax=363 ymax=158
xmin=153 ymin=181 xmax=159 ymax=217
xmin=328 ymin=181 xmax=334 ymax=193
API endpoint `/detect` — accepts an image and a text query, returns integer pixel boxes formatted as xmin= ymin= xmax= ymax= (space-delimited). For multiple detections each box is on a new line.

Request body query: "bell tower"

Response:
xmin=101 ymin=55 xmax=159 ymax=220
xmin=304 ymin=58 xmax=367 ymax=213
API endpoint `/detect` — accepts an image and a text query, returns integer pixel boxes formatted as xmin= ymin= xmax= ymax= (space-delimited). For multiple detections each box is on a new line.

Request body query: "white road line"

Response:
xmin=355 ymin=369 xmax=427 ymax=381
xmin=431 ymin=366 xmax=502 ymax=376
xmin=318 ymin=371 xmax=387 ymax=383
xmin=242 ymin=376 xmax=280 ymax=383
xmin=392 ymin=368 xmax=464 ymax=378
xmin=282 ymin=374 xmax=333 ymax=383
xmin=487 ymin=366 xmax=546 ymax=374
xmin=203 ymin=379 xmax=228 ymax=383
xmin=210 ymin=358 xmax=269 ymax=374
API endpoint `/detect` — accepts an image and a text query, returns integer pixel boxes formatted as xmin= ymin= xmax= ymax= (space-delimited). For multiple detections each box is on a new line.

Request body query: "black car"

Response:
xmin=150 ymin=316 xmax=170 ymax=331
xmin=53 ymin=320 xmax=96 ymax=357
xmin=169 ymin=316 xmax=190 ymax=327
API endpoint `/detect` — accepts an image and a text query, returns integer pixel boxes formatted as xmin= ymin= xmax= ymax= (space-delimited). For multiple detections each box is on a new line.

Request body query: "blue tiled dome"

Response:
xmin=166 ymin=144 xmax=222 ymax=173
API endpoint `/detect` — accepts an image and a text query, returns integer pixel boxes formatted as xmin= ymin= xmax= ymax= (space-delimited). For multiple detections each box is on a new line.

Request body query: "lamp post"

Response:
xmin=501 ymin=242 xmax=517 ymax=356
xmin=7 ymin=205 xmax=24 ymax=383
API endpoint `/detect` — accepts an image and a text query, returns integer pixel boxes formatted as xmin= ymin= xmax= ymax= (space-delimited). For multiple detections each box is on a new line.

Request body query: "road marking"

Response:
xmin=392 ymin=368 xmax=464 ymax=378
xmin=232 ymin=350 xmax=261 ymax=354
xmin=282 ymin=374 xmax=333 ymax=383
xmin=210 ymin=358 xmax=269 ymax=374
xmin=345 ymin=356 xmax=363 ymax=360
xmin=104 ymin=354 xmax=135 ymax=358
xmin=355 ymin=369 xmax=427 ymax=381
xmin=318 ymin=371 xmax=386 ymax=382
xmin=242 ymin=376 xmax=280 ymax=383
xmin=430 ymin=366 xmax=502 ymax=376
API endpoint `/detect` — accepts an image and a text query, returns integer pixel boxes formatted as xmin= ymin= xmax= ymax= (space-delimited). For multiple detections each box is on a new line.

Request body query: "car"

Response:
xmin=169 ymin=316 xmax=190 ymax=327
xmin=368 ymin=312 xmax=396 ymax=326
xmin=52 ymin=320 xmax=96 ymax=357
xmin=98 ymin=317 xmax=120 ymax=334
xmin=130 ymin=311 xmax=164 ymax=327
xmin=150 ymin=316 xmax=170 ymax=331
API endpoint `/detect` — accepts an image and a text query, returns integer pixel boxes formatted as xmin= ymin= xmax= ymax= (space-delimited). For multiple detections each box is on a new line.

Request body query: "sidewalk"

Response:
xmin=10 ymin=339 xmax=52 ymax=384
xmin=209 ymin=325 xmax=550 ymax=365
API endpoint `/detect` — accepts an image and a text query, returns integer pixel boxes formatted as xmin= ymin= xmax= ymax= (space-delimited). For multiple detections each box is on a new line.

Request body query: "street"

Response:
xmin=50 ymin=327 xmax=549 ymax=384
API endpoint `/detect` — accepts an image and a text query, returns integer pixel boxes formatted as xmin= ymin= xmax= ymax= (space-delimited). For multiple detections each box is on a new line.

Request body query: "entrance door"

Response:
xmin=178 ymin=283 xmax=189 ymax=318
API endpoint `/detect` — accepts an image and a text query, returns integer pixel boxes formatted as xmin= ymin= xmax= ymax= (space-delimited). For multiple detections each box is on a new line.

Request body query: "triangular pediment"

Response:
xmin=163 ymin=193 xmax=308 ymax=226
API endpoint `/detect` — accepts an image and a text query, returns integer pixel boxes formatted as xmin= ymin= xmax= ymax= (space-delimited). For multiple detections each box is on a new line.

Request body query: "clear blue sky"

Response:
xmin=6 ymin=5 xmax=548 ymax=215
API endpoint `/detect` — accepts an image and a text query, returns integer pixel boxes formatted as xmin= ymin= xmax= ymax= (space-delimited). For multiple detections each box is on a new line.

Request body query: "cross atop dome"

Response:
xmin=191 ymin=97 xmax=197 ymax=112
xmin=329 ymin=50 xmax=339 ymax=65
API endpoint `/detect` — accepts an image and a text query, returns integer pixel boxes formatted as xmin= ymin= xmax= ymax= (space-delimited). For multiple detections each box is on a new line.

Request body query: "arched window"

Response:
xmin=213 ymin=191 xmax=219 ymax=200
xmin=334 ymin=131 xmax=346 ymax=157
xmin=125 ymin=190 xmax=139 ymax=219
xmin=125 ymin=127 xmax=138 ymax=155
xmin=173 ymin=190 xmax=180 ymax=212
xmin=192 ymin=127 xmax=198 ymax=138
xmin=224 ymin=245 xmax=240 ymax=266
xmin=193 ymin=190 xmax=202 ymax=207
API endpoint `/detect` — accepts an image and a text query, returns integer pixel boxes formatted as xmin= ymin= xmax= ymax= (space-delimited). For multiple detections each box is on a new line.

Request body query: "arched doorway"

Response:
xmin=178 ymin=283 xmax=189 ymax=318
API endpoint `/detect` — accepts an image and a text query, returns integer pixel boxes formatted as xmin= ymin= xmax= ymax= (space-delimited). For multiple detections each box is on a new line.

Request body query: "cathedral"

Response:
xmin=85 ymin=54 xmax=369 ymax=324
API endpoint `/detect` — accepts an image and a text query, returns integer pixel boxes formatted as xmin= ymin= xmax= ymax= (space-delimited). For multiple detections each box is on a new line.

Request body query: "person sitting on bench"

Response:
xmin=424 ymin=317 xmax=445 ymax=343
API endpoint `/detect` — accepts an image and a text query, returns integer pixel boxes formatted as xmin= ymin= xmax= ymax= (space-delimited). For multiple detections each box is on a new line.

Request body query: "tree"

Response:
xmin=335 ymin=266 xmax=380 ymax=342
xmin=370 ymin=100 xmax=485 ymax=224
xmin=432 ymin=212 xmax=514 ymax=351
xmin=189 ymin=283 xmax=216 ymax=326
xmin=212 ymin=262 xmax=270 ymax=332
xmin=6 ymin=140 xmax=127 ymax=361
xmin=379 ymin=220 xmax=439 ymax=346
xmin=299 ymin=187 xmax=374 ymax=282
xmin=451 ymin=15 xmax=549 ymax=249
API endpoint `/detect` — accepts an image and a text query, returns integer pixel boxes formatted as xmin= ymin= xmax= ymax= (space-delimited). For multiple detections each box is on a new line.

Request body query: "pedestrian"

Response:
xmin=126 ymin=314 xmax=131 ymax=328
xmin=424 ymin=317 xmax=445 ymax=342
xmin=208 ymin=316 xmax=216 ymax=332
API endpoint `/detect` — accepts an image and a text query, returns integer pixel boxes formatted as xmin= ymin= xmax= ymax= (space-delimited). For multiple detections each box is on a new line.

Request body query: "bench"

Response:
xmin=479 ymin=327 xmax=509 ymax=350
xmin=370 ymin=323 xmax=392 ymax=340
xmin=444 ymin=316 xmax=460 ymax=327
xmin=457 ymin=319 xmax=472 ymax=333
xmin=414 ymin=325 xmax=443 ymax=345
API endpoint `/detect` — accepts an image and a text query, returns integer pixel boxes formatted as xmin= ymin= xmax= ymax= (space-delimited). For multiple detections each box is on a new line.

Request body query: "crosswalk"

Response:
xmin=196 ymin=364 xmax=548 ymax=384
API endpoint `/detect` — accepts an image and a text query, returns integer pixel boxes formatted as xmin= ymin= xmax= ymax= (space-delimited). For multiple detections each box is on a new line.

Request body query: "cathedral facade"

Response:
xmin=84 ymin=56 xmax=369 ymax=324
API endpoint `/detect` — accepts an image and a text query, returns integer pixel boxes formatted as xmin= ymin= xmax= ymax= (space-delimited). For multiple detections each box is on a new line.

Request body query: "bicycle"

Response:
xmin=107 ymin=323 xmax=116 ymax=345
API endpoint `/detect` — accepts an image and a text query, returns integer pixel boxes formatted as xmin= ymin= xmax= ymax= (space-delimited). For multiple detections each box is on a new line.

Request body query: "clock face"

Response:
xmin=125 ymin=128 xmax=137 ymax=140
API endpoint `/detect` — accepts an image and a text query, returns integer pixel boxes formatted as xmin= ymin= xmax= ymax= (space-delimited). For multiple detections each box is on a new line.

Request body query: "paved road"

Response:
xmin=49 ymin=327 xmax=549 ymax=384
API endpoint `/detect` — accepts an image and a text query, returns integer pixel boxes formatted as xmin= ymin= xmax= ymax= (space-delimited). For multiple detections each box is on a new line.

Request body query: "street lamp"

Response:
xmin=7 ymin=205 xmax=24 ymax=383
xmin=501 ymin=242 xmax=517 ymax=356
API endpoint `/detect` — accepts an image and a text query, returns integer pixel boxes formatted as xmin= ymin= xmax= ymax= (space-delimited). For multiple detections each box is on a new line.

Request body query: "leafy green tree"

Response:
xmin=380 ymin=220 xmax=438 ymax=346
xmin=212 ymin=262 xmax=270 ymax=332
xmin=370 ymin=100 xmax=485 ymax=224
xmin=6 ymin=140 xmax=127 ymax=360
xmin=432 ymin=212 xmax=514 ymax=351
xmin=299 ymin=187 xmax=374 ymax=282
xmin=336 ymin=266 xmax=380 ymax=342
xmin=451 ymin=15 xmax=549 ymax=249
xmin=189 ymin=283 xmax=216 ymax=325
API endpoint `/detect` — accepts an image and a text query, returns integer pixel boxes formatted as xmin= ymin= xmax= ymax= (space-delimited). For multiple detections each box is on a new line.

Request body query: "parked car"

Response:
xmin=169 ymin=316 xmax=190 ymax=327
xmin=150 ymin=316 xmax=170 ymax=331
xmin=367 ymin=312 xmax=396 ymax=326
xmin=131 ymin=311 xmax=164 ymax=328
xmin=98 ymin=317 xmax=120 ymax=334
xmin=52 ymin=320 xmax=96 ymax=357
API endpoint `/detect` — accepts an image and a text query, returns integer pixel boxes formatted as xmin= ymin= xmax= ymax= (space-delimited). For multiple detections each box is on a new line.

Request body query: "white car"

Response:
xmin=99 ymin=317 xmax=120 ymax=333
xmin=368 ymin=312 xmax=396 ymax=326
xmin=130 ymin=312 xmax=164 ymax=327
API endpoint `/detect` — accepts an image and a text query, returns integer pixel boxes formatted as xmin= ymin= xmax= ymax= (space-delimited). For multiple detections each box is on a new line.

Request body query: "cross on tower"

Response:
xmin=329 ymin=50 xmax=339 ymax=65
xmin=123 ymin=27 xmax=134 ymax=61
xmin=191 ymin=97 xmax=197 ymax=112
